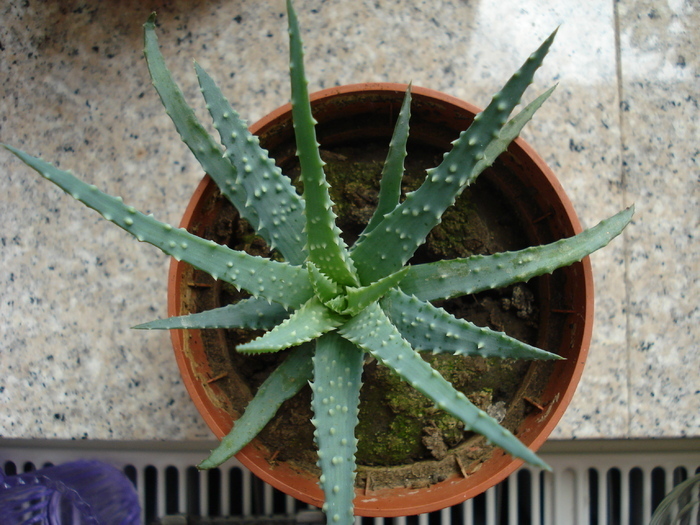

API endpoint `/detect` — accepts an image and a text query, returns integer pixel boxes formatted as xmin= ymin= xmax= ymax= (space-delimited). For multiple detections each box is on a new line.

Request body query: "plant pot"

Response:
xmin=168 ymin=83 xmax=593 ymax=516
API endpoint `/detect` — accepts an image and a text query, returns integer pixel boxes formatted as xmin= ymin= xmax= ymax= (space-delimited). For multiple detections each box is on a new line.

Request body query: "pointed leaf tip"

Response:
xmin=145 ymin=12 xmax=157 ymax=28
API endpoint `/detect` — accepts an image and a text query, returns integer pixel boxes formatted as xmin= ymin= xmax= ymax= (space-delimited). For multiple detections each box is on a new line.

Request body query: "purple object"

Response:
xmin=0 ymin=459 xmax=141 ymax=525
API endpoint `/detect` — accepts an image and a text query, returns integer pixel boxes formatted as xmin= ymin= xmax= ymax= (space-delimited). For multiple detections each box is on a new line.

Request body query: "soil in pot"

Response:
xmin=179 ymin=137 xmax=556 ymax=492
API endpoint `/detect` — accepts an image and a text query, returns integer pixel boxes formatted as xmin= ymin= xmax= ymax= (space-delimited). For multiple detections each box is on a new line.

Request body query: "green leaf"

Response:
xmin=199 ymin=343 xmax=315 ymax=469
xmin=474 ymin=84 xmax=557 ymax=177
xmin=4 ymin=145 xmax=313 ymax=309
xmin=340 ymin=267 xmax=409 ymax=316
xmin=143 ymin=15 xmax=270 ymax=252
xmin=339 ymin=303 xmax=550 ymax=471
xmin=350 ymin=30 xmax=558 ymax=285
xmin=381 ymin=290 xmax=561 ymax=360
xmin=361 ymin=85 xmax=412 ymax=236
xmin=401 ymin=206 xmax=634 ymax=302
xmin=237 ymin=297 xmax=345 ymax=353
xmin=133 ymin=297 xmax=289 ymax=331
xmin=308 ymin=261 xmax=343 ymax=306
xmin=286 ymin=0 xmax=358 ymax=287
xmin=195 ymin=62 xmax=307 ymax=265
xmin=310 ymin=332 xmax=363 ymax=525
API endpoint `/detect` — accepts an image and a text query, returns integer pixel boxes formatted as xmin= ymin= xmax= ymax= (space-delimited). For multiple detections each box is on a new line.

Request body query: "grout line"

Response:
xmin=612 ymin=0 xmax=633 ymax=439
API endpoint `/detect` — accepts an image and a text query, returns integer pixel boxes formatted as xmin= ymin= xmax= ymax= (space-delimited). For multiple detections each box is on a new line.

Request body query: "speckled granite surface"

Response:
xmin=1 ymin=0 xmax=697 ymax=441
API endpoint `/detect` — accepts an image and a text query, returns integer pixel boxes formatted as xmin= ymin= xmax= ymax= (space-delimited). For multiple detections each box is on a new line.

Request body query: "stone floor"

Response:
xmin=1 ymin=0 xmax=697 ymax=441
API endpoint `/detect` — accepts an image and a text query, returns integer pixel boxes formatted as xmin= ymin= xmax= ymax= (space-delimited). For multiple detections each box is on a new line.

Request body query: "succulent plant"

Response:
xmin=4 ymin=1 xmax=633 ymax=523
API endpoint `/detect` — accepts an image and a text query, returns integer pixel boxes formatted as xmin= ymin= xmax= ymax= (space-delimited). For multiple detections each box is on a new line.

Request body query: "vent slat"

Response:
xmin=157 ymin=465 xmax=166 ymax=518
xmin=530 ymin=470 xmax=541 ymax=525
xmin=643 ymin=467 xmax=653 ymax=524
xmin=621 ymin=467 xmax=630 ymax=525
xmin=263 ymin=478 xmax=273 ymax=515
xmin=136 ymin=465 xmax=146 ymax=524
xmin=485 ymin=485 xmax=496 ymax=525
xmin=200 ymin=467 xmax=209 ymax=516
xmin=461 ymin=497 xmax=473 ymax=525
xmin=243 ymin=468 xmax=252 ymax=516
xmin=508 ymin=470 xmax=518 ymax=524
xmin=221 ymin=466 xmax=231 ymax=515
xmin=599 ymin=468 xmax=607 ymax=525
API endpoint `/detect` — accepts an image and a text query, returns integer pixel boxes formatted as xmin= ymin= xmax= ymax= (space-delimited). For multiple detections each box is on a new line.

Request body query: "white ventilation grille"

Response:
xmin=1 ymin=439 xmax=698 ymax=525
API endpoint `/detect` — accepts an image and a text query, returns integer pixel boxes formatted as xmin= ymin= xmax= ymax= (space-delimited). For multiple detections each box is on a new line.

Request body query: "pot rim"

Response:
xmin=168 ymin=82 xmax=593 ymax=516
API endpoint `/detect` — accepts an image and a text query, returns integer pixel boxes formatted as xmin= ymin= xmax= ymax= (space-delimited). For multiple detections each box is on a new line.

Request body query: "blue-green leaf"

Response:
xmin=361 ymin=85 xmax=412 ymax=236
xmin=401 ymin=206 xmax=634 ymax=302
xmin=4 ymin=145 xmax=313 ymax=309
xmin=340 ymin=267 xmax=409 ymax=316
xmin=310 ymin=332 xmax=363 ymax=525
xmin=195 ymin=62 xmax=307 ymax=265
xmin=473 ymin=84 xmax=556 ymax=177
xmin=199 ymin=343 xmax=315 ymax=469
xmin=144 ymin=15 xmax=269 ymax=250
xmin=237 ymin=297 xmax=345 ymax=353
xmin=133 ymin=297 xmax=289 ymax=331
xmin=286 ymin=0 xmax=358 ymax=287
xmin=350 ymin=30 xmax=558 ymax=285
xmin=308 ymin=262 xmax=343 ymax=306
xmin=339 ymin=303 xmax=550 ymax=470
xmin=381 ymin=290 xmax=561 ymax=360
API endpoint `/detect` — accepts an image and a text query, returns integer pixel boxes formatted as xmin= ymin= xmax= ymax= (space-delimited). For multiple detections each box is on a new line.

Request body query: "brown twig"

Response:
xmin=455 ymin=455 xmax=469 ymax=478
xmin=532 ymin=210 xmax=554 ymax=224
xmin=206 ymin=372 xmax=229 ymax=384
xmin=523 ymin=396 xmax=545 ymax=412
xmin=188 ymin=281 xmax=213 ymax=288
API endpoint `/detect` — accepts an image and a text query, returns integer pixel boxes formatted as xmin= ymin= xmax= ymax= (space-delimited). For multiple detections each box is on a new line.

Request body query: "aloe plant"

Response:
xmin=4 ymin=1 xmax=633 ymax=523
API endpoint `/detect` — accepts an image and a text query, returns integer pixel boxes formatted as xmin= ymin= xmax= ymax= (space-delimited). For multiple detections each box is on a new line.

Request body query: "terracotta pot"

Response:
xmin=168 ymin=83 xmax=593 ymax=516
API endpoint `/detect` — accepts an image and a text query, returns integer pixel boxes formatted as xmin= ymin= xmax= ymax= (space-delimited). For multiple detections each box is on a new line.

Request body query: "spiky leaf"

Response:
xmin=144 ymin=15 xmax=299 ymax=259
xmin=474 ymin=84 xmax=556 ymax=176
xmin=199 ymin=343 xmax=314 ymax=469
xmin=340 ymin=267 xmax=409 ymax=316
xmin=401 ymin=206 xmax=634 ymax=302
xmin=308 ymin=262 xmax=343 ymax=306
xmin=381 ymin=289 xmax=561 ymax=360
xmin=350 ymin=30 xmax=558 ymax=284
xmin=287 ymin=0 xmax=358 ymax=287
xmin=362 ymin=85 xmax=412 ymax=235
xmin=195 ymin=62 xmax=306 ymax=264
xmin=237 ymin=297 xmax=345 ymax=353
xmin=3 ymin=146 xmax=313 ymax=309
xmin=310 ymin=333 xmax=363 ymax=525
xmin=339 ymin=303 xmax=550 ymax=470
xmin=134 ymin=297 xmax=289 ymax=331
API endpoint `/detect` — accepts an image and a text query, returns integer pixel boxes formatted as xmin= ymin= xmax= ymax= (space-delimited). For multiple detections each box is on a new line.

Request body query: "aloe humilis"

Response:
xmin=4 ymin=1 xmax=633 ymax=523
